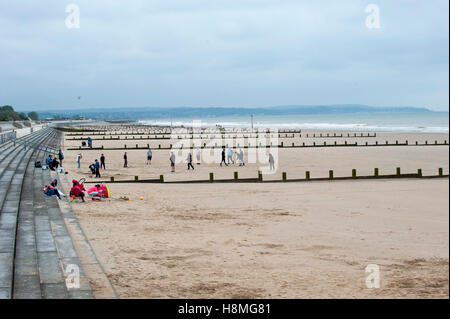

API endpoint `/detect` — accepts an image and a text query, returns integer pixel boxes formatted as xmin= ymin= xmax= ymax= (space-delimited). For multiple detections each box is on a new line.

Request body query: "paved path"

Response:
xmin=0 ymin=128 xmax=110 ymax=299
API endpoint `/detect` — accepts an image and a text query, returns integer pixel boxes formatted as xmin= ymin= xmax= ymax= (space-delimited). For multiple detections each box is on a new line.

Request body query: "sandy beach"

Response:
xmin=59 ymin=127 xmax=449 ymax=298
xmin=68 ymin=179 xmax=448 ymax=298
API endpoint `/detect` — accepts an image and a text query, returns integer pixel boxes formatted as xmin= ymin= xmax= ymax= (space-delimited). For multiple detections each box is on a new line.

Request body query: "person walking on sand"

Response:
xmin=58 ymin=149 xmax=64 ymax=167
xmin=239 ymin=148 xmax=245 ymax=166
xmin=123 ymin=152 xmax=128 ymax=168
xmin=187 ymin=152 xmax=194 ymax=170
xmin=100 ymin=153 xmax=106 ymax=170
xmin=227 ymin=148 xmax=234 ymax=164
xmin=196 ymin=147 xmax=201 ymax=165
xmin=95 ymin=159 xmax=101 ymax=178
xmin=269 ymin=153 xmax=275 ymax=171
xmin=220 ymin=147 xmax=228 ymax=166
xmin=170 ymin=152 xmax=176 ymax=172
xmin=76 ymin=153 xmax=82 ymax=169
xmin=147 ymin=148 xmax=152 ymax=165
xmin=87 ymin=137 xmax=92 ymax=148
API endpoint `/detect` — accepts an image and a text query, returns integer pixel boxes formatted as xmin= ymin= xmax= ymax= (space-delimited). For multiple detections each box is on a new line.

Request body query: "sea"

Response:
xmin=139 ymin=112 xmax=449 ymax=133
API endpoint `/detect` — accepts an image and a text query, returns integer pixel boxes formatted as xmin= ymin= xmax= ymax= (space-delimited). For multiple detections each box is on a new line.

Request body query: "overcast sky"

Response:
xmin=0 ymin=0 xmax=448 ymax=111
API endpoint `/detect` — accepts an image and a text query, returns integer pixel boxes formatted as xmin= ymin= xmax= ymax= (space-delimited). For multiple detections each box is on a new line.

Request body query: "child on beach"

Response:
xmin=76 ymin=153 xmax=82 ymax=169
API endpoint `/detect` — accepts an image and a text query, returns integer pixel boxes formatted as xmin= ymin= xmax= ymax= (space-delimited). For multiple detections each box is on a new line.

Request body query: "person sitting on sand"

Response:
xmin=46 ymin=154 xmax=53 ymax=168
xmin=70 ymin=179 xmax=85 ymax=202
xmin=51 ymin=157 xmax=59 ymax=170
xmin=43 ymin=184 xmax=61 ymax=199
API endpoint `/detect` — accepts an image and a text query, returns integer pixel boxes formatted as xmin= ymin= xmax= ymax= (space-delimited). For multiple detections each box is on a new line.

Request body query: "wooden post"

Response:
xmin=134 ymin=176 xmax=139 ymax=181
xmin=329 ymin=170 xmax=334 ymax=180
xmin=234 ymin=171 xmax=238 ymax=180
xmin=352 ymin=169 xmax=356 ymax=178
xmin=110 ymin=176 xmax=114 ymax=182
xmin=124 ymin=144 xmax=127 ymax=149
xmin=160 ymin=175 xmax=164 ymax=183
xmin=136 ymin=144 xmax=138 ymax=148
xmin=258 ymin=171 xmax=263 ymax=181
xmin=282 ymin=172 xmax=287 ymax=181
xmin=439 ymin=168 xmax=443 ymax=176
xmin=396 ymin=167 xmax=401 ymax=176
xmin=306 ymin=171 xmax=310 ymax=180
xmin=374 ymin=168 xmax=379 ymax=177
xmin=209 ymin=172 xmax=214 ymax=183
xmin=417 ymin=169 xmax=422 ymax=177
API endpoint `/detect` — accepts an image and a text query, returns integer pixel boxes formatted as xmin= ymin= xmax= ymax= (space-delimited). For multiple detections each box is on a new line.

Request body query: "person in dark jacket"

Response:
xmin=100 ymin=154 xmax=106 ymax=170
xmin=94 ymin=159 xmax=101 ymax=178
xmin=220 ymin=147 xmax=228 ymax=166
xmin=58 ymin=149 xmax=64 ymax=167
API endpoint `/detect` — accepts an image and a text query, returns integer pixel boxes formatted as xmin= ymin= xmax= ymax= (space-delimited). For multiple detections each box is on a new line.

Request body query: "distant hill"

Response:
xmin=35 ymin=104 xmax=433 ymax=120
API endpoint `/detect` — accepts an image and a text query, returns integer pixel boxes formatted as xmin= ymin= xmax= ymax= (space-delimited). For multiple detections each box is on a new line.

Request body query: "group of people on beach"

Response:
xmin=75 ymin=146 xmax=277 ymax=175
xmin=220 ymin=147 xmax=246 ymax=167
xmin=45 ymin=149 xmax=64 ymax=171
xmin=168 ymin=147 xmax=246 ymax=172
